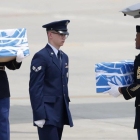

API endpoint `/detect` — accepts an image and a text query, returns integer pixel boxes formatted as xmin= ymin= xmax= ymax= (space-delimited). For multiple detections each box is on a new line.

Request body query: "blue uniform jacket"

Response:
xmin=29 ymin=44 xmax=73 ymax=128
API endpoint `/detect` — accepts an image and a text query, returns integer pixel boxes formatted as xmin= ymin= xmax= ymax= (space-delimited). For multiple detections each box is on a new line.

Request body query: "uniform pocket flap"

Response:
xmin=43 ymin=96 xmax=57 ymax=103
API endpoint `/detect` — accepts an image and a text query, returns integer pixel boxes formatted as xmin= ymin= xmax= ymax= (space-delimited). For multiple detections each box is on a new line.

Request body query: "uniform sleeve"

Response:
xmin=29 ymin=53 xmax=46 ymax=121
xmin=121 ymin=66 xmax=140 ymax=100
xmin=5 ymin=59 xmax=22 ymax=70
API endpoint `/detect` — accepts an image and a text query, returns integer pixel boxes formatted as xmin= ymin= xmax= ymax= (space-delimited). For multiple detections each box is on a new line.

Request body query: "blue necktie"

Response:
xmin=57 ymin=50 xmax=61 ymax=68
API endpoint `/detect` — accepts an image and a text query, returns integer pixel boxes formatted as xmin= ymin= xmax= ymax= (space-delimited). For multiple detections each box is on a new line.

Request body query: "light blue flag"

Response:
xmin=95 ymin=60 xmax=134 ymax=93
xmin=0 ymin=28 xmax=29 ymax=57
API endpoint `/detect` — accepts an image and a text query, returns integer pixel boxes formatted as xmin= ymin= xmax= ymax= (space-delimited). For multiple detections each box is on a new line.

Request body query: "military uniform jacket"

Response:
xmin=29 ymin=44 xmax=73 ymax=128
xmin=0 ymin=59 xmax=21 ymax=99
xmin=121 ymin=53 xmax=140 ymax=129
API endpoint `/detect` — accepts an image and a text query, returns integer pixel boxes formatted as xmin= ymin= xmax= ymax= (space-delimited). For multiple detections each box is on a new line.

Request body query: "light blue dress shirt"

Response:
xmin=48 ymin=43 xmax=60 ymax=58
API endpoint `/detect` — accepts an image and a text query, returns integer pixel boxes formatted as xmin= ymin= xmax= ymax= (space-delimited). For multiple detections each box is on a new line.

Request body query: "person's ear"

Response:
xmin=48 ymin=32 xmax=52 ymax=39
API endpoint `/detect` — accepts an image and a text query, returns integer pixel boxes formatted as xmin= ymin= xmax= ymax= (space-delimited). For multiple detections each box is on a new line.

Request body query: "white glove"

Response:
xmin=107 ymin=82 xmax=121 ymax=97
xmin=34 ymin=119 xmax=45 ymax=128
xmin=16 ymin=50 xmax=25 ymax=63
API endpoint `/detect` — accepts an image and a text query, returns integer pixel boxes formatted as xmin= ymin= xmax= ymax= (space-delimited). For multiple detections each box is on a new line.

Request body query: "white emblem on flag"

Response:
xmin=32 ymin=66 xmax=42 ymax=72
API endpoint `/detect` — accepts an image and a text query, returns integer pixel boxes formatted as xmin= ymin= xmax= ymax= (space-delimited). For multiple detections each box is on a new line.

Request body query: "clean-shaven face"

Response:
xmin=49 ymin=31 xmax=66 ymax=47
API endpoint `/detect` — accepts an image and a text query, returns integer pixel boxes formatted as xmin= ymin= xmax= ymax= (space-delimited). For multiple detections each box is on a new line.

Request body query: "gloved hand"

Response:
xmin=34 ymin=119 xmax=45 ymax=128
xmin=16 ymin=50 xmax=25 ymax=63
xmin=107 ymin=82 xmax=121 ymax=97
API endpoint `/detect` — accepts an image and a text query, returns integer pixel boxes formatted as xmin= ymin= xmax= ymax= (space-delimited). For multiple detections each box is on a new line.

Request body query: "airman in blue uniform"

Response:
xmin=29 ymin=20 xmax=73 ymax=140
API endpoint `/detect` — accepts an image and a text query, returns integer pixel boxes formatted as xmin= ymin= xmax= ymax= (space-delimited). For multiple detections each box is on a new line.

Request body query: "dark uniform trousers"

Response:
xmin=37 ymin=125 xmax=63 ymax=140
xmin=0 ymin=98 xmax=10 ymax=140
xmin=121 ymin=54 xmax=140 ymax=139
xmin=29 ymin=44 xmax=73 ymax=140
xmin=0 ymin=59 xmax=21 ymax=140
xmin=137 ymin=129 xmax=140 ymax=140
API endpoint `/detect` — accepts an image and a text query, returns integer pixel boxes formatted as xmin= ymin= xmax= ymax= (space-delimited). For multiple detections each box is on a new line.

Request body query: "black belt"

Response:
xmin=0 ymin=66 xmax=5 ymax=71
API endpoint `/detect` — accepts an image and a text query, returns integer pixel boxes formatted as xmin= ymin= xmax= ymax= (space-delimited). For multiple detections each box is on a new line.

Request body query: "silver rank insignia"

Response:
xmin=32 ymin=66 xmax=42 ymax=72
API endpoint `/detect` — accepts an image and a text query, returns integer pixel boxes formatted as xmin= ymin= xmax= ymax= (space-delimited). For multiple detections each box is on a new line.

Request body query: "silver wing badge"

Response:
xmin=32 ymin=66 xmax=42 ymax=72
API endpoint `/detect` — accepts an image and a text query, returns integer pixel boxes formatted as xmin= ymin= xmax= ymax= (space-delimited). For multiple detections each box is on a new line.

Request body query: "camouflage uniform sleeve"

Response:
xmin=121 ymin=66 xmax=140 ymax=100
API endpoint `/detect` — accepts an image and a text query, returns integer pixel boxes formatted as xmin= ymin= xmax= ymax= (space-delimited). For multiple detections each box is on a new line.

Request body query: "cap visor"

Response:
xmin=57 ymin=30 xmax=69 ymax=35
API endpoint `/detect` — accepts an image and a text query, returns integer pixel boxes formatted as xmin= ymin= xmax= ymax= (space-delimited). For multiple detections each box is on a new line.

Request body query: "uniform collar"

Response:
xmin=136 ymin=53 xmax=140 ymax=58
xmin=48 ymin=43 xmax=61 ymax=57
